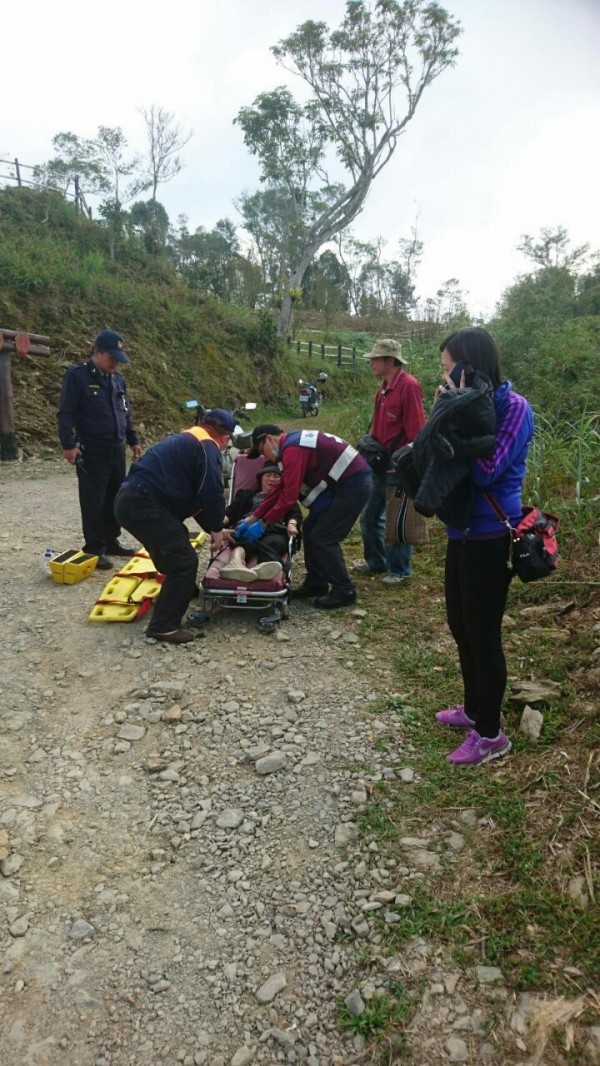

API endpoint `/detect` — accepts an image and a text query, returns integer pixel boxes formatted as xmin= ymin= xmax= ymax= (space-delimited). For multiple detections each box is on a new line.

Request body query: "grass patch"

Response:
xmin=347 ymin=527 xmax=600 ymax=1007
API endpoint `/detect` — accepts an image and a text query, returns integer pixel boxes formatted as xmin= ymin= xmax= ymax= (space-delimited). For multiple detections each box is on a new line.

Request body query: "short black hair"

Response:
xmin=440 ymin=327 xmax=502 ymax=388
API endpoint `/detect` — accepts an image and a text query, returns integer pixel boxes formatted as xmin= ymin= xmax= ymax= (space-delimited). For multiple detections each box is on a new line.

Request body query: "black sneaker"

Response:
xmin=291 ymin=582 xmax=329 ymax=599
xmin=106 ymin=541 xmax=137 ymax=557
xmin=314 ymin=588 xmax=357 ymax=609
xmin=96 ymin=555 xmax=114 ymax=570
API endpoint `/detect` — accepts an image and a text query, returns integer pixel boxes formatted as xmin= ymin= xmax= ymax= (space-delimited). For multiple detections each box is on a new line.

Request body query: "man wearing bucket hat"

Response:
xmin=57 ymin=329 xmax=142 ymax=570
xmin=357 ymin=338 xmax=425 ymax=583
xmin=114 ymin=408 xmax=237 ymax=643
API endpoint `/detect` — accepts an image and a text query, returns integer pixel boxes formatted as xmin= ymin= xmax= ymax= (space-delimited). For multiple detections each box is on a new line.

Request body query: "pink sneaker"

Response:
xmin=435 ymin=705 xmax=475 ymax=729
xmin=447 ymin=730 xmax=511 ymax=766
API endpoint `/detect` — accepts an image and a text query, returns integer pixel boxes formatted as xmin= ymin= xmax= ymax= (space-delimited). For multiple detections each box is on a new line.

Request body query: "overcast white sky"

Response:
xmin=2 ymin=0 xmax=599 ymax=317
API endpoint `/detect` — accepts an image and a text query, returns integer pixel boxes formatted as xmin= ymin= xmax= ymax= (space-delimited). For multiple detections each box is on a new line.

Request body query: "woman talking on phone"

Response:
xmin=434 ymin=327 xmax=534 ymax=766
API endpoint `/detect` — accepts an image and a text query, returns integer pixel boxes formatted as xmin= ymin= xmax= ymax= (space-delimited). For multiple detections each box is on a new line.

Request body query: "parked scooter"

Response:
xmin=298 ymin=372 xmax=327 ymax=417
xmin=184 ymin=400 xmax=257 ymax=486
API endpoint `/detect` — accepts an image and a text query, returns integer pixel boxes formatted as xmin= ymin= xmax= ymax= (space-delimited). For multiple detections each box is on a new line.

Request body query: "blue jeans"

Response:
xmin=359 ymin=473 xmax=412 ymax=577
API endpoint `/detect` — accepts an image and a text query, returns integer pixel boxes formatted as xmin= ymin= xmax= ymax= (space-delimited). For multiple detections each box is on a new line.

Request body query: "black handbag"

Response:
xmin=357 ymin=433 xmax=389 ymax=475
xmin=484 ymin=492 xmax=560 ymax=583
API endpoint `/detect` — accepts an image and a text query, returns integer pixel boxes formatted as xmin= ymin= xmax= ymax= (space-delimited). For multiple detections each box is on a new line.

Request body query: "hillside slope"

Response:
xmin=0 ymin=188 xmax=372 ymax=454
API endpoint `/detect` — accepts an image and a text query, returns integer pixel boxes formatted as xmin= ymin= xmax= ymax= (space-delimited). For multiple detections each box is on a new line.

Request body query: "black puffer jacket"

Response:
xmin=392 ymin=374 xmax=497 ymax=529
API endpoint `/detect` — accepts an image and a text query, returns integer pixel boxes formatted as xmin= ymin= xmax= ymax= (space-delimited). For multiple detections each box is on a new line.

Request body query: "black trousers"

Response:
xmin=114 ymin=486 xmax=198 ymax=634
xmin=445 ymin=536 xmax=512 ymax=738
xmin=302 ymin=477 xmax=372 ymax=593
xmin=77 ymin=441 xmax=126 ymax=555
xmin=238 ymin=530 xmax=288 ymax=563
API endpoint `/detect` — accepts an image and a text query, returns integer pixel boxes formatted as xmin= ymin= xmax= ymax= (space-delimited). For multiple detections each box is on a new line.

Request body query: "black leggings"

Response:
xmin=445 ymin=536 xmax=512 ymax=738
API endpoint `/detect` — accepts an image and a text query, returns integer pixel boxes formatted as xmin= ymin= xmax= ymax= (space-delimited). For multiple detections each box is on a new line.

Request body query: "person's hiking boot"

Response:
xmin=435 ymin=705 xmax=475 ymax=729
xmin=446 ymin=729 xmax=511 ymax=766
xmin=95 ymin=554 xmax=114 ymax=570
xmin=291 ymin=582 xmax=329 ymax=599
xmin=314 ymin=588 xmax=357 ymax=609
xmin=105 ymin=540 xmax=137 ymax=557
xmin=221 ymin=564 xmax=258 ymax=582
xmin=353 ymin=561 xmax=385 ymax=574
xmin=146 ymin=629 xmax=195 ymax=644
xmin=253 ymin=561 xmax=283 ymax=581
xmin=381 ymin=573 xmax=410 ymax=585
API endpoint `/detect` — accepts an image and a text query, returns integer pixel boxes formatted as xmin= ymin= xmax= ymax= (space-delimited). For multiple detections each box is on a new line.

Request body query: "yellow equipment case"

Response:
xmin=50 ymin=549 xmax=98 ymax=585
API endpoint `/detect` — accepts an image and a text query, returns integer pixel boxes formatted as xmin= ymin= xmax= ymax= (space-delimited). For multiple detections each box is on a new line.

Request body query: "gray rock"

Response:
xmin=334 ymin=823 xmax=358 ymax=848
xmin=519 ymin=704 xmax=544 ymax=739
xmin=445 ymin=1037 xmax=469 ymax=1062
xmin=1 ymin=854 xmax=24 ymax=877
xmin=255 ymin=753 xmax=287 ymax=775
xmin=118 ymin=723 xmax=146 ymax=741
xmin=567 ymin=875 xmax=589 ymax=910
xmin=582 ymin=1027 xmax=600 ymax=1065
xmin=12 ymin=794 xmax=43 ymax=808
xmin=216 ymin=808 xmax=244 ymax=830
xmin=256 ymin=972 xmax=287 ymax=1003
xmin=398 ymin=767 xmax=415 ymax=783
xmin=475 ymin=965 xmax=503 ymax=984
xmin=344 ymin=989 xmax=365 ymax=1017
xmin=446 ymin=832 xmax=466 ymax=851
xmin=9 ymin=916 xmax=29 ymax=937
xmin=68 ymin=919 xmax=95 ymax=940
xmin=230 ymin=1047 xmax=255 ymax=1066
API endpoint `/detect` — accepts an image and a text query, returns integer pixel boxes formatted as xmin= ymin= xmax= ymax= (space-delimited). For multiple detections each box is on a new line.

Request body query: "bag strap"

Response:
xmin=482 ymin=490 xmax=516 ymax=538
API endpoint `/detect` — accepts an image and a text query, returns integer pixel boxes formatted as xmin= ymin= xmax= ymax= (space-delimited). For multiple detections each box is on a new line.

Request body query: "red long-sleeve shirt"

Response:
xmin=371 ymin=368 xmax=425 ymax=450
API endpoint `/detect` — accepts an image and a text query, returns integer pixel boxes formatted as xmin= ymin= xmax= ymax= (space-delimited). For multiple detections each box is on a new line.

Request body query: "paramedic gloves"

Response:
xmin=235 ymin=519 xmax=265 ymax=543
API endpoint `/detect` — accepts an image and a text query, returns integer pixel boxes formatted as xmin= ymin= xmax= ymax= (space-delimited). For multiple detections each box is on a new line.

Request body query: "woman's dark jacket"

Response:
xmin=392 ymin=374 xmax=497 ymax=529
xmin=226 ymin=489 xmax=302 ymax=533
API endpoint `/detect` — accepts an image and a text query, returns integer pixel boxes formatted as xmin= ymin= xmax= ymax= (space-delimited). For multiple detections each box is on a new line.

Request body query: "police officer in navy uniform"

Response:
xmin=57 ymin=329 xmax=142 ymax=569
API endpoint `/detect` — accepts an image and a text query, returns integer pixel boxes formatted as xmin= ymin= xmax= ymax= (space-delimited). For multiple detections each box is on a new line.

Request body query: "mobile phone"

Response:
xmin=448 ymin=361 xmax=466 ymax=388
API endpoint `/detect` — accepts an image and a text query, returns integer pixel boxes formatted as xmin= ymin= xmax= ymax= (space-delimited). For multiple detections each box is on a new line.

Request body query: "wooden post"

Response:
xmin=0 ymin=350 xmax=18 ymax=460
xmin=0 ymin=329 xmax=51 ymax=461
xmin=353 ymin=346 xmax=356 ymax=365
xmin=14 ymin=158 xmax=22 ymax=188
xmin=321 ymin=343 xmax=325 ymax=359
xmin=308 ymin=340 xmax=312 ymax=360
xmin=337 ymin=344 xmax=342 ymax=367
xmin=74 ymin=174 xmax=80 ymax=213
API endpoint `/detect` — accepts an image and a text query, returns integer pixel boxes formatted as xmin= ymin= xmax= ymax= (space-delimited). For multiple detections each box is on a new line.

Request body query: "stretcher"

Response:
xmin=190 ymin=456 xmax=297 ymax=634
xmin=88 ymin=532 xmax=207 ymax=623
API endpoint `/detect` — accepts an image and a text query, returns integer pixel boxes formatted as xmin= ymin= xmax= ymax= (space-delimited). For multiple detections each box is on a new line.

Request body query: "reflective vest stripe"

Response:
xmin=184 ymin=427 xmax=213 ymax=444
xmin=301 ymin=443 xmax=359 ymax=507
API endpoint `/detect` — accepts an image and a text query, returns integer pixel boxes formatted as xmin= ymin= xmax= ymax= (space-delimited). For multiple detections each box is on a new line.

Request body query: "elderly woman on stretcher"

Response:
xmin=217 ymin=462 xmax=302 ymax=582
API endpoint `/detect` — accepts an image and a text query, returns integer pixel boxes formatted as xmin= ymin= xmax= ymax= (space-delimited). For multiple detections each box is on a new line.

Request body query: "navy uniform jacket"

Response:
xmin=123 ymin=429 xmax=226 ymax=531
xmin=57 ymin=358 xmax=138 ymax=450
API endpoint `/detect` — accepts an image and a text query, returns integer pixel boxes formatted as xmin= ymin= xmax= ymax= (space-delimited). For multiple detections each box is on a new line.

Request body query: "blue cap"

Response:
xmin=201 ymin=408 xmax=238 ymax=433
xmin=94 ymin=329 xmax=130 ymax=364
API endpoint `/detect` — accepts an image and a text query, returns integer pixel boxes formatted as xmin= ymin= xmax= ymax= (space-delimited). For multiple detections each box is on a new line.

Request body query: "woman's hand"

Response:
xmin=211 ymin=530 xmax=226 ymax=552
xmin=434 ymin=368 xmax=466 ymax=403
xmin=286 ymin=519 xmax=299 ymax=537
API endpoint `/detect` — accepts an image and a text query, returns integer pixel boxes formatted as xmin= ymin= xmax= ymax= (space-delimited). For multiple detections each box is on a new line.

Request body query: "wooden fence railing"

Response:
xmin=0 ymin=158 xmax=92 ymax=217
xmin=287 ymin=339 xmax=359 ymax=366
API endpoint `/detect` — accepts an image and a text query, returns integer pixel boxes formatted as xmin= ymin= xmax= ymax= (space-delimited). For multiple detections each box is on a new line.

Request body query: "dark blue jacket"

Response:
xmin=123 ymin=429 xmax=226 ymax=531
xmin=57 ymin=358 xmax=138 ymax=449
